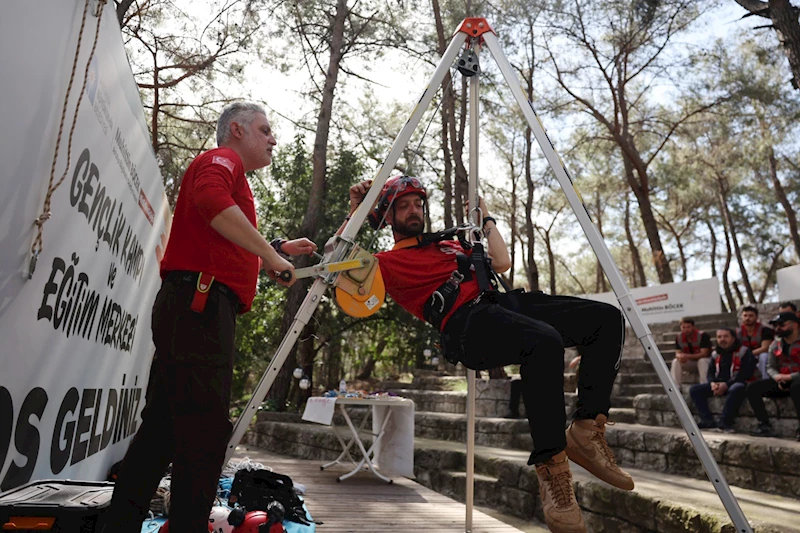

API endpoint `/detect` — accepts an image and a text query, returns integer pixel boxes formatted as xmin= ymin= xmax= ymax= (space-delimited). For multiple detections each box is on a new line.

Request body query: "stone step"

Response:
xmin=415 ymin=439 xmax=800 ymax=533
xmin=613 ymin=383 xmax=664 ymax=396
xmin=610 ymin=394 xmax=635 ymax=408
xmin=263 ymin=405 xmax=800 ymax=500
xmin=388 ymin=388 xmax=468 ymax=414
xmin=243 ymin=419 xmax=799 ymax=532
xmin=607 ymin=421 xmax=800 ymax=499
xmin=610 ymin=407 xmax=636 ymax=424
xmin=615 ymin=372 xmax=662 ymax=385
xmin=634 ymin=393 xmax=800 ymax=440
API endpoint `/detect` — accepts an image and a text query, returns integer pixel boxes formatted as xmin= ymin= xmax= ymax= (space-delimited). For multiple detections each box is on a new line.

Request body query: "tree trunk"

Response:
xmin=116 ymin=0 xmax=136 ymax=26
xmin=735 ymin=0 xmax=800 ymax=90
xmin=594 ymin=191 xmax=607 ymax=293
xmin=704 ymin=218 xmax=727 ymax=311
xmin=720 ymin=210 xmax=737 ymax=312
xmin=325 ymin=339 xmax=342 ymax=390
xmin=523 ymin=128 xmax=539 ymax=291
xmin=431 ymin=0 xmax=454 ymax=228
xmin=624 ymin=195 xmax=647 ymax=287
xmin=271 ymin=0 xmax=348 ymax=409
xmin=450 ymin=78 xmax=468 ymax=225
xmin=716 ymin=173 xmax=756 ymax=302
xmin=356 ymin=356 xmax=377 ymax=380
xmin=543 ymin=230 xmax=556 ymax=295
xmin=622 ymin=150 xmax=674 ymax=283
xmin=508 ymin=163 xmax=517 ymax=286
xmin=705 ymin=219 xmax=718 ymax=278
xmin=758 ymin=245 xmax=786 ymax=302
xmin=768 ymin=148 xmax=800 ymax=260
xmin=732 ymin=281 xmax=745 ymax=307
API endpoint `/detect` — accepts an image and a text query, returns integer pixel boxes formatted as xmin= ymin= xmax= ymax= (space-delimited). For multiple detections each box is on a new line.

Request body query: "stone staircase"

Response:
xmin=243 ymin=311 xmax=800 ymax=532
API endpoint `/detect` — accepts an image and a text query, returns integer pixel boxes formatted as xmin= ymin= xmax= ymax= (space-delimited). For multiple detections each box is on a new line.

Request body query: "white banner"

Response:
xmin=0 ymin=2 xmax=169 ymax=490
xmin=777 ymin=265 xmax=800 ymax=302
xmin=584 ymin=278 xmax=722 ymax=325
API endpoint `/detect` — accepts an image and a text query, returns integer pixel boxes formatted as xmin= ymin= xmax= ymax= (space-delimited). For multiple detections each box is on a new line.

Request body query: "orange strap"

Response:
xmin=190 ymin=272 xmax=215 ymax=313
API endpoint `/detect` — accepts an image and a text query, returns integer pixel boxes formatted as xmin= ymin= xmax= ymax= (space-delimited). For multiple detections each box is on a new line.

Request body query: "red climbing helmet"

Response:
xmin=230 ymin=511 xmax=268 ymax=533
xmin=367 ymin=175 xmax=427 ymax=230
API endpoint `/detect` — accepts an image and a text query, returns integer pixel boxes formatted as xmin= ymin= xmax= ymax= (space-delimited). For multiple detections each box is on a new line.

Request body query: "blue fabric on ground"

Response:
xmin=139 ymin=491 xmax=315 ymax=533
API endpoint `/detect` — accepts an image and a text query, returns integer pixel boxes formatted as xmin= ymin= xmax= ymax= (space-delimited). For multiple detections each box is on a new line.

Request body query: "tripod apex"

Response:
xmin=457 ymin=18 xmax=495 ymax=39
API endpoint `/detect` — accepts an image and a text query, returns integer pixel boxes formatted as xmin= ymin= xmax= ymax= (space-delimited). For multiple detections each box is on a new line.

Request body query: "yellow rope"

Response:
xmin=29 ymin=0 xmax=107 ymax=279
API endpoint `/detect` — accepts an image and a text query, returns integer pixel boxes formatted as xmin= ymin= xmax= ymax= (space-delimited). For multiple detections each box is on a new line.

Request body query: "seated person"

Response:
xmin=689 ymin=328 xmax=755 ymax=432
xmin=737 ymin=305 xmax=773 ymax=379
xmin=671 ymin=317 xmax=712 ymax=387
xmin=747 ymin=311 xmax=800 ymax=441
xmin=779 ymin=301 xmax=799 ymax=320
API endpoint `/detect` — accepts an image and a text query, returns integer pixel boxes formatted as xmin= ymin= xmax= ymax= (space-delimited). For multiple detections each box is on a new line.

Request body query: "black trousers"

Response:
xmin=102 ymin=276 xmax=238 ymax=533
xmin=443 ymin=291 xmax=624 ymax=465
xmin=746 ymin=377 xmax=800 ymax=424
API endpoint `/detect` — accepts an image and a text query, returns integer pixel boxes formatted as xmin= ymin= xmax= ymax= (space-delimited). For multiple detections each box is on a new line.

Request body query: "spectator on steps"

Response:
xmin=689 ymin=328 xmax=755 ymax=433
xmin=747 ymin=311 xmax=800 ymax=441
xmin=779 ymin=301 xmax=799 ymax=320
xmin=671 ymin=317 xmax=712 ymax=387
xmin=737 ymin=305 xmax=774 ymax=379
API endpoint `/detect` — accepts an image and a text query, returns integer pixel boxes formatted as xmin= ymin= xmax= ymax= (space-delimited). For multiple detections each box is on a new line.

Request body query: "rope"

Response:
xmin=28 ymin=0 xmax=107 ymax=279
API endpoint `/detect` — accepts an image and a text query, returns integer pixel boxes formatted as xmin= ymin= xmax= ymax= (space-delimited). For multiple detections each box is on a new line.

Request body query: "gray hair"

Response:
xmin=216 ymin=101 xmax=266 ymax=146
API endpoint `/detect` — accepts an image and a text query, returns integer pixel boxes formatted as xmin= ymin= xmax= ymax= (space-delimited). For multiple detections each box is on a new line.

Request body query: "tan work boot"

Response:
xmin=565 ymin=414 xmax=634 ymax=490
xmin=534 ymin=451 xmax=586 ymax=533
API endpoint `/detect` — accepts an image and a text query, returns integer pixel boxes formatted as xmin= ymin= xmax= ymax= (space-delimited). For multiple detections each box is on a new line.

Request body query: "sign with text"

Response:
xmin=777 ymin=265 xmax=800 ymax=302
xmin=584 ymin=278 xmax=722 ymax=325
xmin=0 ymin=2 xmax=169 ymax=490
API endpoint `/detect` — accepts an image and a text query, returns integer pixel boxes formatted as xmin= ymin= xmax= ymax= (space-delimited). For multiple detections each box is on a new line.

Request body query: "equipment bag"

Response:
xmin=227 ymin=470 xmax=316 ymax=526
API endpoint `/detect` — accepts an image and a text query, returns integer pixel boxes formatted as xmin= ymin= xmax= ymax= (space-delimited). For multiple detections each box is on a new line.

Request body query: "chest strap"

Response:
xmin=423 ymin=252 xmax=472 ymax=330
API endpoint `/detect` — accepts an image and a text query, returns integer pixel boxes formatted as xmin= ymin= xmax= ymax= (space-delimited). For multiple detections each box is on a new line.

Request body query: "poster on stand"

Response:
xmin=0 ymin=1 xmax=169 ymax=490
xmin=584 ymin=278 xmax=722 ymax=325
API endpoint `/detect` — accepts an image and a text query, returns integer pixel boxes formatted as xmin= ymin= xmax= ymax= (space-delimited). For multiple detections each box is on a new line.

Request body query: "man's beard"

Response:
xmin=393 ymin=216 xmax=424 ymax=237
xmin=775 ymin=328 xmax=788 ymax=338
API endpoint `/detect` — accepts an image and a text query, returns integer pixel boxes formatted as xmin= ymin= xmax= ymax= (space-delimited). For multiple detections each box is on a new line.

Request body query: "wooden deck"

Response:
xmin=233 ymin=446 xmax=537 ymax=533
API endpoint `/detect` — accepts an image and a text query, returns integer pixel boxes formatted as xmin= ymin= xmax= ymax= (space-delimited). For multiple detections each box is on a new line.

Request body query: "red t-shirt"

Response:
xmin=160 ymin=147 xmax=259 ymax=312
xmin=376 ymin=239 xmax=480 ymax=330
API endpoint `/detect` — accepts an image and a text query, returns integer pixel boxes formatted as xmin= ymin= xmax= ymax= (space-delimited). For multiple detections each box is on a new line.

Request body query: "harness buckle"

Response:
xmin=447 ymin=270 xmax=465 ymax=287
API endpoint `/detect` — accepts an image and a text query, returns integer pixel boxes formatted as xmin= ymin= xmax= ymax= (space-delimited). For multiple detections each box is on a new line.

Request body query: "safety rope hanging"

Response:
xmin=29 ymin=0 xmax=107 ymax=279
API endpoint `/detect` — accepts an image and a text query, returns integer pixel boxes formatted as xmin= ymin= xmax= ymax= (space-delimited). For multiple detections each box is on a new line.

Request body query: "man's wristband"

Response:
xmin=270 ymin=238 xmax=290 ymax=259
xmin=483 ymin=216 xmax=497 ymax=227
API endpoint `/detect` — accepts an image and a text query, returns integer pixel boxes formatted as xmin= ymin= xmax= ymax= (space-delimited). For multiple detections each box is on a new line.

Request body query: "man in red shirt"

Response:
xmin=103 ymin=102 xmax=316 ymax=533
xmin=348 ymin=177 xmax=632 ymax=533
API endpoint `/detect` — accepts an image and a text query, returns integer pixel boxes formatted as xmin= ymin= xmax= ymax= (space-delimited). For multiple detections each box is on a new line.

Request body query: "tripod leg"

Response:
xmin=482 ymin=30 xmax=753 ymax=533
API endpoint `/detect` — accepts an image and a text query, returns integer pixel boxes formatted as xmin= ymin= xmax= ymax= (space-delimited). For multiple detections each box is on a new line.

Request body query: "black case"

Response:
xmin=0 ymin=479 xmax=114 ymax=532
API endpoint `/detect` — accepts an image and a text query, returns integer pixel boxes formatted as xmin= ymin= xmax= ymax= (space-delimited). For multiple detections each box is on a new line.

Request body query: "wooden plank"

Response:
xmin=233 ymin=446 xmax=527 ymax=533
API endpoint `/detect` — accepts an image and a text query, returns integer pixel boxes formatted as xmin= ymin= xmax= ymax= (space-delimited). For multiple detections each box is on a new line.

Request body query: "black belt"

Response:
xmin=164 ymin=270 xmax=242 ymax=311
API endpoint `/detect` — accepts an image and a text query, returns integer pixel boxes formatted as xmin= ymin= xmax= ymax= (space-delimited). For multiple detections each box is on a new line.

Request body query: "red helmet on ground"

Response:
xmin=231 ymin=511 xmax=268 ymax=533
xmin=368 ymin=175 xmax=427 ymax=230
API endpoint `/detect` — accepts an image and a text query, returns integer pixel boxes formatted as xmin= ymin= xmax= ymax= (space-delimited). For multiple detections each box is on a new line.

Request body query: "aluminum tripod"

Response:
xmin=225 ymin=17 xmax=753 ymax=533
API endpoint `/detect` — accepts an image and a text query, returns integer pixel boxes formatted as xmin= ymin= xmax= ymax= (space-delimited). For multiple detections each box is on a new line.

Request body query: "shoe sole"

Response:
xmin=565 ymin=430 xmax=635 ymax=491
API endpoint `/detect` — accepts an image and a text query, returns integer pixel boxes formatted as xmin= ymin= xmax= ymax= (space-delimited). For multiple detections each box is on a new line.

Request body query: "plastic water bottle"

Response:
xmin=339 ymin=379 xmax=347 ymax=394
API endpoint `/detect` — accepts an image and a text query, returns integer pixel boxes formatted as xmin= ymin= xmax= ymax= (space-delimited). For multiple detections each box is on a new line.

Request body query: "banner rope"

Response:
xmin=29 ymin=0 xmax=107 ymax=279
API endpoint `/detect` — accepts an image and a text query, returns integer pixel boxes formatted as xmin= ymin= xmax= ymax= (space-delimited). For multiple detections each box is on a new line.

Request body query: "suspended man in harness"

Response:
xmin=346 ymin=176 xmax=634 ymax=533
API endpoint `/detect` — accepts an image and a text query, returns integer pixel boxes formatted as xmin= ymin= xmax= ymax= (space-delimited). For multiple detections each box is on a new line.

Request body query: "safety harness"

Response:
xmin=395 ymin=224 xmax=506 ymax=331
xmin=773 ymin=339 xmax=800 ymax=375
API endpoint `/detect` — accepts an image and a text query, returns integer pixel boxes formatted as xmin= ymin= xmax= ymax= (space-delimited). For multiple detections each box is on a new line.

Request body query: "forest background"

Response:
xmin=113 ymin=0 xmax=800 ymax=411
